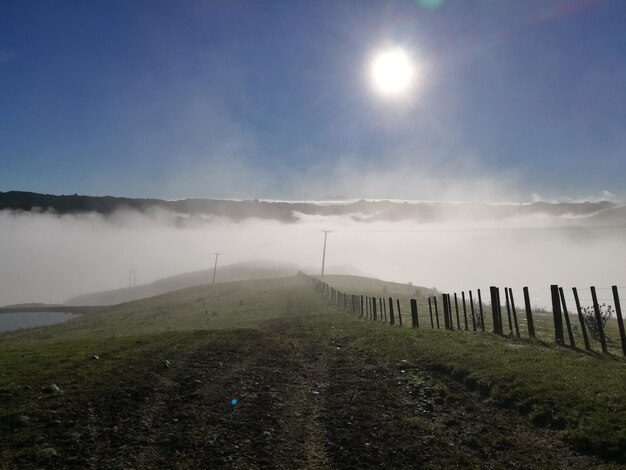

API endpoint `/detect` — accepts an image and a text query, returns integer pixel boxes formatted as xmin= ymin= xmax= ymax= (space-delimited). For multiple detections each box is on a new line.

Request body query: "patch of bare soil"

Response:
xmin=15 ymin=319 xmax=620 ymax=469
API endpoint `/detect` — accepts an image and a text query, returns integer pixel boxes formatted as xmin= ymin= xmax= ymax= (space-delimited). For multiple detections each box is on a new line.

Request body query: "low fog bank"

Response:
xmin=0 ymin=203 xmax=625 ymax=307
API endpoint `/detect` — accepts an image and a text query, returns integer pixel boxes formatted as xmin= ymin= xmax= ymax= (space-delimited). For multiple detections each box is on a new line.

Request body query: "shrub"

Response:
xmin=581 ymin=303 xmax=613 ymax=339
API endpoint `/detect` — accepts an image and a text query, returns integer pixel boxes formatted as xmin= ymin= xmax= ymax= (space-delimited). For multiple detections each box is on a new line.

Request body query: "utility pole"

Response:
xmin=212 ymin=253 xmax=221 ymax=284
xmin=321 ymin=230 xmax=331 ymax=278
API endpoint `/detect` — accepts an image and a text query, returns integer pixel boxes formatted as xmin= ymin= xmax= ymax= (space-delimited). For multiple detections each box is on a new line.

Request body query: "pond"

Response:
xmin=0 ymin=311 xmax=80 ymax=333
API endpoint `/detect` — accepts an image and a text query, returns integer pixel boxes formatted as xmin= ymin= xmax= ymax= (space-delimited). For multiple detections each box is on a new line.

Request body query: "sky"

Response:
xmin=1 ymin=0 xmax=626 ymax=201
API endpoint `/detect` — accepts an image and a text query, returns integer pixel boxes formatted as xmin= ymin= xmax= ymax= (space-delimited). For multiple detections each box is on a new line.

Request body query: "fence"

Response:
xmin=298 ymin=272 xmax=626 ymax=357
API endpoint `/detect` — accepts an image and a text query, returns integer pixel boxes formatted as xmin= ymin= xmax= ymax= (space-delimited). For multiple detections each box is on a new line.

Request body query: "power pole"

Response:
xmin=321 ymin=230 xmax=331 ymax=278
xmin=212 ymin=253 xmax=221 ymax=284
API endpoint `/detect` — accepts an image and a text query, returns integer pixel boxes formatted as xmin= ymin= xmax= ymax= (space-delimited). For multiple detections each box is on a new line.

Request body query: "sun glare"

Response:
xmin=370 ymin=47 xmax=416 ymax=96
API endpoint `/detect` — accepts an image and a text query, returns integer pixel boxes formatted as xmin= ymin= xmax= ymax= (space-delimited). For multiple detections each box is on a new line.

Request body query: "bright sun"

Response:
xmin=370 ymin=47 xmax=416 ymax=96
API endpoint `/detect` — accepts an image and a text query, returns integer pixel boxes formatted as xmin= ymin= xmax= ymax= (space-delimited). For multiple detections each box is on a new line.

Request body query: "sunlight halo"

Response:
xmin=370 ymin=47 xmax=417 ymax=96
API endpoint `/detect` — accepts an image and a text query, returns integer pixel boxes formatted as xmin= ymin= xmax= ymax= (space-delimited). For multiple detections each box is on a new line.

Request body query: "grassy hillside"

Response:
xmin=2 ymin=276 xmax=323 ymax=343
xmin=64 ymin=260 xmax=301 ymax=306
xmin=1 ymin=274 xmax=625 ymax=466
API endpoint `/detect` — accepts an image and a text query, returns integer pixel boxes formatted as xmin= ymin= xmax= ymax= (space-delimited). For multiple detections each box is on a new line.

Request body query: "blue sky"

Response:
xmin=1 ymin=0 xmax=625 ymax=200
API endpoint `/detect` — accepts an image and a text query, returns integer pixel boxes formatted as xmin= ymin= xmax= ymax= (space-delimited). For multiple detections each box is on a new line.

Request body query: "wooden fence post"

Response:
xmin=381 ymin=298 xmax=386 ymax=323
xmin=410 ymin=299 xmax=419 ymax=328
xmin=612 ymin=286 xmax=626 ymax=356
xmin=428 ymin=297 xmax=434 ymax=329
xmin=360 ymin=295 xmax=364 ymax=318
xmin=442 ymin=294 xmax=450 ymax=330
xmin=508 ymin=288 xmax=520 ymax=338
xmin=504 ymin=288 xmax=513 ymax=335
xmin=469 ymin=291 xmax=477 ymax=331
xmin=461 ymin=291 xmax=468 ymax=331
xmin=558 ymin=287 xmax=576 ymax=348
xmin=372 ymin=296 xmax=378 ymax=321
xmin=490 ymin=287 xmax=503 ymax=335
xmin=477 ymin=289 xmax=485 ymax=332
xmin=434 ymin=296 xmax=440 ymax=329
xmin=396 ymin=299 xmax=403 ymax=327
xmin=550 ymin=285 xmax=565 ymax=346
xmin=590 ymin=286 xmax=607 ymax=353
xmin=448 ymin=294 xmax=455 ymax=330
xmin=388 ymin=297 xmax=395 ymax=325
xmin=446 ymin=294 xmax=453 ymax=330
xmin=448 ymin=294 xmax=454 ymax=330
xmin=523 ymin=287 xmax=535 ymax=338
xmin=454 ymin=293 xmax=460 ymax=330
xmin=572 ymin=287 xmax=591 ymax=351
xmin=496 ymin=287 xmax=504 ymax=333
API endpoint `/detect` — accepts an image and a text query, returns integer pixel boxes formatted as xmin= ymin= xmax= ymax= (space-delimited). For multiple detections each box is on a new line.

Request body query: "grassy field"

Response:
xmin=321 ymin=274 xmax=626 ymax=356
xmin=1 ymin=274 xmax=625 ymax=467
xmin=0 ymin=277 xmax=326 ymax=343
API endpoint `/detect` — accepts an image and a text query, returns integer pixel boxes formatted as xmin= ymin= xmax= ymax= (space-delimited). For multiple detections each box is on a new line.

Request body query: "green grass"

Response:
xmin=0 ymin=330 xmax=210 ymax=462
xmin=2 ymin=273 xmax=626 ymax=462
xmin=306 ymin=313 xmax=626 ymax=460
xmin=0 ymin=275 xmax=338 ymax=464
xmin=320 ymin=275 xmax=626 ymax=356
xmin=0 ymin=276 xmax=328 ymax=343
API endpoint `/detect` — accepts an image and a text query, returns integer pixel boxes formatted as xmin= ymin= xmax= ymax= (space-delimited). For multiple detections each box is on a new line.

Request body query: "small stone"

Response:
xmin=41 ymin=447 xmax=57 ymax=457
xmin=91 ymin=355 xmax=100 ymax=360
xmin=42 ymin=384 xmax=62 ymax=395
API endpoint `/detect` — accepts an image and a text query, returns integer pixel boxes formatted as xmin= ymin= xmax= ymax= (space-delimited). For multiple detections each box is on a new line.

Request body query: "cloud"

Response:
xmin=1 ymin=202 xmax=625 ymax=308
xmin=531 ymin=190 xmax=621 ymax=204
xmin=162 ymin=150 xmax=523 ymax=203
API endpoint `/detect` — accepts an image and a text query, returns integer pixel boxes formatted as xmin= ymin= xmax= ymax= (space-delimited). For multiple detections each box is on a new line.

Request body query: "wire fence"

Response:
xmin=298 ymin=272 xmax=626 ymax=357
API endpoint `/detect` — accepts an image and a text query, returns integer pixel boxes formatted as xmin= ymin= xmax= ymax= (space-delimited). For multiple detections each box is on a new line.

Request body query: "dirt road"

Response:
xmin=23 ymin=318 xmax=616 ymax=469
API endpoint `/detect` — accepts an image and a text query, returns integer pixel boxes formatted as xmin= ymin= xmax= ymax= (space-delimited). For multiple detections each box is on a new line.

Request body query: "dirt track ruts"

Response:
xmin=35 ymin=318 xmax=617 ymax=469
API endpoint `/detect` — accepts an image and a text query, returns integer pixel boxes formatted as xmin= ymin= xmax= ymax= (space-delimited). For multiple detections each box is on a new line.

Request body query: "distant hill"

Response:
xmin=1 ymin=190 xmax=623 ymax=224
xmin=65 ymin=260 xmax=301 ymax=306
xmin=302 ymin=264 xmax=370 ymax=278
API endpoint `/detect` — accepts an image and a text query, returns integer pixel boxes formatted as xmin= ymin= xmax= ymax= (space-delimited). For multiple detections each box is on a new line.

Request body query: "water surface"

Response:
xmin=0 ymin=311 xmax=79 ymax=333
